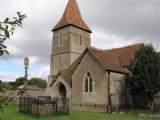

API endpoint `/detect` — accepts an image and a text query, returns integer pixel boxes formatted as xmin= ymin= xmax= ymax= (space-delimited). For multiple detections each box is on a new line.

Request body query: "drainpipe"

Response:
xmin=107 ymin=71 xmax=112 ymax=113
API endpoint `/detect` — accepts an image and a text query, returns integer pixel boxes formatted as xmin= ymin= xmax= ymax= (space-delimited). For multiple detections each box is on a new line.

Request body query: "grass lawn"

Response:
xmin=0 ymin=103 xmax=158 ymax=120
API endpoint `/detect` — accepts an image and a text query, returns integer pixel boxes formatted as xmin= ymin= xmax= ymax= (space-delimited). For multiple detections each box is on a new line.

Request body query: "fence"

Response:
xmin=19 ymin=96 xmax=69 ymax=116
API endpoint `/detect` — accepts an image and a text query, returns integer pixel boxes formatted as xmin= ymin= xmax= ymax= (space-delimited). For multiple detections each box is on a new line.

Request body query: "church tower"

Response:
xmin=50 ymin=0 xmax=92 ymax=78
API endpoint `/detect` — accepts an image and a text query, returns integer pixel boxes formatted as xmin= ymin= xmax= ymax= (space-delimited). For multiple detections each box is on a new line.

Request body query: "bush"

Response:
xmin=0 ymin=81 xmax=14 ymax=91
xmin=28 ymin=78 xmax=47 ymax=89
xmin=0 ymin=81 xmax=5 ymax=92
xmin=10 ymin=77 xmax=26 ymax=89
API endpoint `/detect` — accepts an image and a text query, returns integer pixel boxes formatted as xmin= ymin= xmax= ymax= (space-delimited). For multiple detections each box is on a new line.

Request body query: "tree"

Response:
xmin=0 ymin=81 xmax=13 ymax=91
xmin=0 ymin=12 xmax=26 ymax=56
xmin=0 ymin=77 xmax=27 ymax=120
xmin=28 ymin=78 xmax=47 ymax=89
xmin=0 ymin=12 xmax=26 ymax=120
xmin=126 ymin=44 xmax=160 ymax=112
xmin=10 ymin=77 xmax=26 ymax=89
xmin=0 ymin=81 xmax=4 ymax=92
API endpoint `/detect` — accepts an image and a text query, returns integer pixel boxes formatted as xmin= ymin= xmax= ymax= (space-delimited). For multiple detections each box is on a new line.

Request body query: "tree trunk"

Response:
xmin=144 ymin=92 xmax=148 ymax=107
xmin=143 ymin=81 xmax=148 ymax=107
xmin=151 ymin=93 xmax=155 ymax=114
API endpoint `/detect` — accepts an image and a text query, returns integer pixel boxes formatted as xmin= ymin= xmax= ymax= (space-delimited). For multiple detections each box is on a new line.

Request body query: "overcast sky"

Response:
xmin=0 ymin=0 xmax=160 ymax=81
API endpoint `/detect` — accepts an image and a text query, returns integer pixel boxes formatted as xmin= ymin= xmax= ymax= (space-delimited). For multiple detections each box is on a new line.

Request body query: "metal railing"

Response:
xmin=19 ymin=96 xmax=69 ymax=116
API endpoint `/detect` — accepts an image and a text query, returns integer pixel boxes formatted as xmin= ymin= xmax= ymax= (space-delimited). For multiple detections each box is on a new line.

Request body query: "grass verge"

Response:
xmin=0 ymin=103 xmax=158 ymax=120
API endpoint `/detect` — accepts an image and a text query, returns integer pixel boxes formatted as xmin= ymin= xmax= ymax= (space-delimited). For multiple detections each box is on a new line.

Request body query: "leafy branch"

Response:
xmin=0 ymin=12 xmax=26 ymax=119
xmin=0 ymin=12 xmax=26 ymax=56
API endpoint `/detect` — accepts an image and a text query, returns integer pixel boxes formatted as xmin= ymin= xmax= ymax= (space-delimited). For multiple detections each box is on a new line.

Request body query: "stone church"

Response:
xmin=47 ymin=0 xmax=142 ymax=112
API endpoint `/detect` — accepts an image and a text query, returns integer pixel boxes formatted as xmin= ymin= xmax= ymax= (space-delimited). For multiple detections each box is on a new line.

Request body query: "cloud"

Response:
xmin=29 ymin=65 xmax=50 ymax=80
xmin=1 ymin=0 xmax=159 ymax=60
xmin=81 ymin=0 xmax=160 ymax=50
xmin=0 ymin=0 xmax=160 ymax=81
xmin=0 ymin=72 xmax=18 ymax=82
xmin=92 ymin=30 xmax=140 ymax=49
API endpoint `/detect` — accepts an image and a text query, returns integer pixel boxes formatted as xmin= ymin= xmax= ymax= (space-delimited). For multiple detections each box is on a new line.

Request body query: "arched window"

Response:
xmin=85 ymin=72 xmax=93 ymax=93
xmin=89 ymin=77 xmax=93 ymax=92
xmin=85 ymin=78 xmax=88 ymax=92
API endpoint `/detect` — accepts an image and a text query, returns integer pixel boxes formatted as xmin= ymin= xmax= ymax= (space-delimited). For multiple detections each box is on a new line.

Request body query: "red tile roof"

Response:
xmin=66 ymin=43 xmax=143 ymax=74
xmin=52 ymin=0 xmax=91 ymax=33
xmin=89 ymin=48 xmax=127 ymax=73
xmin=105 ymin=44 xmax=143 ymax=67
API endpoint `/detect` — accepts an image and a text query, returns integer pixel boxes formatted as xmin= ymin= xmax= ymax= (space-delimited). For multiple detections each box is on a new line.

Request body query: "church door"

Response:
xmin=59 ymin=83 xmax=66 ymax=98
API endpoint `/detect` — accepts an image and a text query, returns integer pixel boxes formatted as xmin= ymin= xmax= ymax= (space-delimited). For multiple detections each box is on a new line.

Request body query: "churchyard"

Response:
xmin=0 ymin=103 xmax=159 ymax=120
xmin=1 ymin=0 xmax=160 ymax=119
